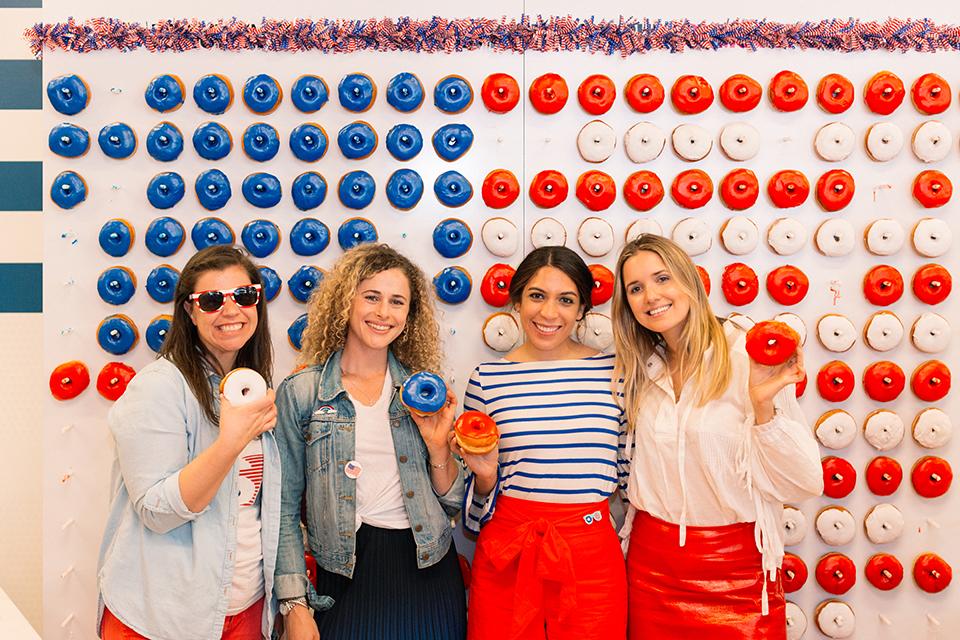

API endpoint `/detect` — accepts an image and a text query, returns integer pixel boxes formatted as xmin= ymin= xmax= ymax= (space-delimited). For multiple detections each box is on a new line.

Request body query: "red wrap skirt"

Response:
xmin=468 ymin=496 xmax=627 ymax=640
xmin=627 ymin=511 xmax=785 ymax=640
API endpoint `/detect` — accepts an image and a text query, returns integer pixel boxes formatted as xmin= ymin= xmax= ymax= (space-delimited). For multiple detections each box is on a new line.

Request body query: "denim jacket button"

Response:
xmin=422 ymin=553 xmax=430 ymax=561
xmin=406 ymin=490 xmax=415 ymax=498
xmin=399 ymin=455 xmax=408 ymax=463
xmin=414 ymin=524 xmax=423 ymax=532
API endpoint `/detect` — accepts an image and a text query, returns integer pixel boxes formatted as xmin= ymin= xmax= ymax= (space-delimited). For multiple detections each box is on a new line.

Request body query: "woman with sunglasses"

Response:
xmin=274 ymin=243 xmax=465 ymax=640
xmin=611 ymin=235 xmax=821 ymax=639
xmin=97 ymin=245 xmax=280 ymax=640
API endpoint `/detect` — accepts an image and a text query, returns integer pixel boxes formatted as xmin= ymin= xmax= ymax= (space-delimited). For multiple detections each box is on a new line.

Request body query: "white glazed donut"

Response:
xmin=815 ymin=219 xmax=856 ymax=257
xmin=623 ymin=122 xmax=666 ymax=163
xmin=481 ymin=217 xmax=518 ymax=257
xmin=912 ymin=218 xmax=952 ymax=258
xmin=220 ymin=367 xmax=267 ymax=406
xmin=671 ymin=217 xmax=712 ymax=256
xmin=577 ymin=217 xmax=614 ymax=257
xmin=911 ymin=312 xmax=951 ymax=353
xmin=785 ymin=602 xmax=808 ymax=640
xmin=814 ymin=122 xmax=856 ymax=162
xmin=912 ymin=121 xmax=953 ymax=163
xmin=815 ymin=410 xmax=858 ymax=450
xmin=865 ymin=122 xmax=904 ymax=162
xmin=782 ymin=506 xmax=807 ymax=546
xmin=671 ymin=124 xmax=712 ymax=161
xmin=864 ymin=218 xmax=905 ymax=256
xmin=774 ymin=312 xmax=807 ymax=345
xmin=864 ymin=503 xmax=904 ymax=544
xmin=816 ymin=507 xmax=856 ymax=546
xmin=482 ymin=312 xmax=520 ymax=352
xmin=719 ymin=122 xmax=760 ymax=161
xmin=625 ymin=218 xmax=663 ymax=242
xmin=767 ymin=217 xmax=807 ymax=256
xmin=720 ymin=216 xmax=759 ymax=255
xmin=817 ymin=314 xmax=857 ymax=352
xmin=530 ymin=217 xmax=567 ymax=248
xmin=816 ymin=600 xmax=855 ymax=639
xmin=913 ymin=407 xmax=953 ymax=448
xmin=863 ymin=409 xmax=905 ymax=451
xmin=577 ymin=120 xmax=617 ymax=163
xmin=863 ymin=311 xmax=904 ymax=352
xmin=577 ymin=312 xmax=614 ymax=351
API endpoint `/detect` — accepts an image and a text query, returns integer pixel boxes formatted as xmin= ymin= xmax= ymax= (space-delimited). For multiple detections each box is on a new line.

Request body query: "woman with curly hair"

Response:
xmin=274 ymin=243 xmax=466 ymax=640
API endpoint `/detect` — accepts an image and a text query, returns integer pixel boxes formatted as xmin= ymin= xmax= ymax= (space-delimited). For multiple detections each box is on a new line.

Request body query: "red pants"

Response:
xmin=101 ymin=598 xmax=264 ymax=640
xmin=468 ymin=496 xmax=626 ymax=640
xmin=627 ymin=512 xmax=785 ymax=640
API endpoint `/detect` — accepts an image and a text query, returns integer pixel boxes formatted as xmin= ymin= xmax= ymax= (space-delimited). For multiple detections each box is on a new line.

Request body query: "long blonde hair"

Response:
xmin=298 ymin=243 xmax=442 ymax=373
xmin=611 ymin=235 xmax=731 ymax=428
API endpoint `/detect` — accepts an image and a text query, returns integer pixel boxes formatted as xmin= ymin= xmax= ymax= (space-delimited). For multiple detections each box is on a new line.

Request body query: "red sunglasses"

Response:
xmin=188 ymin=284 xmax=261 ymax=313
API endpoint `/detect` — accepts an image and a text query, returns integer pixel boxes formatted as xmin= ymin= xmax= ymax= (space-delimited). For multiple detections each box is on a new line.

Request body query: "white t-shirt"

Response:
xmin=227 ymin=437 xmax=264 ymax=614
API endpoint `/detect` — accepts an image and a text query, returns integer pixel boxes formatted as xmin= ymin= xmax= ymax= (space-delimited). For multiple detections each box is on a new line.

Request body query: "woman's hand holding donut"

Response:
xmin=410 ymin=387 xmax=457 ymax=463
xmin=450 ymin=432 xmax=499 ymax=497
xmin=749 ymin=347 xmax=805 ymax=424
xmin=217 ymin=388 xmax=277 ymax=454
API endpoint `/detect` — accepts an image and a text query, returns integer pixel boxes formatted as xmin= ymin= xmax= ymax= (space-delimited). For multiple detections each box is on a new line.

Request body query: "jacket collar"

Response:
xmin=316 ymin=349 xmax=410 ymax=402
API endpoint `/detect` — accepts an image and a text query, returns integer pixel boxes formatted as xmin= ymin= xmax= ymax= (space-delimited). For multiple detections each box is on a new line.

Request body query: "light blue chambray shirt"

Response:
xmin=96 ymin=357 xmax=281 ymax=640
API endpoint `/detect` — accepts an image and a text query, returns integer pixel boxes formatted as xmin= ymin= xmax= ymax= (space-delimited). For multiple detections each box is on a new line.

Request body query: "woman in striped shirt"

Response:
xmin=455 ymin=246 xmax=627 ymax=640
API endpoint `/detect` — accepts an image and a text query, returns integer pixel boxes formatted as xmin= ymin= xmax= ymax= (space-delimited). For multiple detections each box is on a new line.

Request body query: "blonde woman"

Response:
xmin=274 ymin=244 xmax=466 ymax=640
xmin=611 ymin=235 xmax=822 ymax=639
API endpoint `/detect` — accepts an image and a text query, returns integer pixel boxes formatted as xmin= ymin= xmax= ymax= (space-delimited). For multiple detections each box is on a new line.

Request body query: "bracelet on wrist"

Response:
xmin=429 ymin=453 xmax=451 ymax=470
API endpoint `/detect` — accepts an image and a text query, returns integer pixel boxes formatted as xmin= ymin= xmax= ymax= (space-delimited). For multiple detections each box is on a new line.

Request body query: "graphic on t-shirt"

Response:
xmin=238 ymin=453 xmax=264 ymax=507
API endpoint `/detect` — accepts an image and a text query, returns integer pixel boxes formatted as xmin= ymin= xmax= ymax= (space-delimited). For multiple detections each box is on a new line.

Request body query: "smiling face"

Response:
xmin=622 ymin=250 xmax=692 ymax=350
xmin=516 ymin=265 xmax=584 ymax=359
xmin=346 ymin=268 xmax=411 ymax=354
xmin=188 ymin=265 xmax=259 ymax=373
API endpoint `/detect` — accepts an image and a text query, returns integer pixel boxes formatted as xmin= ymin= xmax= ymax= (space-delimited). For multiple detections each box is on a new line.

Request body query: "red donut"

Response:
xmin=768 ymin=70 xmax=809 ymax=112
xmin=862 ymin=361 xmax=906 ymax=402
xmin=815 ymin=169 xmax=855 ymax=211
xmin=720 ymin=263 xmax=758 ymax=306
xmin=624 ymin=74 xmax=665 ymax=113
xmin=623 ymin=171 xmax=664 ymax=211
xmin=671 ymin=75 xmax=714 ymax=114
xmin=863 ymin=265 xmax=904 ymax=306
xmin=528 ymin=170 xmax=568 ymax=208
xmin=480 ymin=263 xmax=515 ymax=307
xmin=912 ymin=264 xmax=951 ymax=305
xmin=766 ymin=265 xmax=809 ymax=306
xmin=719 ymin=74 xmax=762 ymax=112
xmin=49 ymin=360 xmax=91 ymax=401
xmin=911 ymin=456 xmax=953 ymax=499
xmin=816 ymin=553 xmax=857 ymax=595
xmin=696 ymin=265 xmax=711 ymax=295
xmin=481 ymin=169 xmax=520 ymax=209
xmin=865 ymin=553 xmax=904 ymax=591
xmin=864 ymin=71 xmax=906 ymax=115
xmin=577 ymin=74 xmax=616 ymax=115
xmin=481 ymin=73 xmax=520 ymax=113
xmin=575 ymin=171 xmax=616 ymax=211
xmin=528 ymin=73 xmax=569 ymax=114
xmin=816 ymin=73 xmax=855 ymax=114
xmin=767 ymin=170 xmax=810 ymax=208
xmin=795 ymin=373 xmax=807 ymax=398
xmin=866 ymin=456 xmax=903 ymax=496
xmin=589 ymin=264 xmax=615 ymax=306
xmin=911 ymin=73 xmax=952 ymax=115
xmin=911 ymin=360 xmax=951 ymax=402
xmin=822 ymin=455 xmax=857 ymax=499
xmin=670 ymin=169 xmax=713 ymax=209
xmin=97 ymin=361 xmax=136 ymax=401
xmin=912 ymin=170 xmax=952 ymax=208
xmin=914 ymin=553 xmax=952 ymax=593
xmin=745 ymin=321 xmax=800 ymax=366
xmin=817 ymin=361 xmax=855 ymax=402
xmin=719 ymin=168 xmax=759 ymax=210
xmin=782 ymin=553 xmax=808 ymax=593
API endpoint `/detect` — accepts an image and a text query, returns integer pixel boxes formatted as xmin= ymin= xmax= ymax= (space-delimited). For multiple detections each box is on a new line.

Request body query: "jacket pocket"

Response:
xmin=304 ymin=419 xmax=334 ymax=472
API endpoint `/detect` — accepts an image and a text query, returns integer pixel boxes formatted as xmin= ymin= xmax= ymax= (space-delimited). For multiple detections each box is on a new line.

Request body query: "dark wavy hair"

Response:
xmin=509 ymin=246 xmax=594 ymax=319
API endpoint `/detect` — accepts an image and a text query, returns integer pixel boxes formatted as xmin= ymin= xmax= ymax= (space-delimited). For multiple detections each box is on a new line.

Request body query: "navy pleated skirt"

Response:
xmin=313 ymin=524 xmax=467 ymax=640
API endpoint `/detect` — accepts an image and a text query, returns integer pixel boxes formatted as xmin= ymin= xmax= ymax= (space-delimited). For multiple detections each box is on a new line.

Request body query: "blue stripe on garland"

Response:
xmin=0 ymin=162 xmax=42 ymax=210
xmin=0 ymin=61 xmax=41 ymax=109
xmin=0 ymin=263 xmax=42 ymax=312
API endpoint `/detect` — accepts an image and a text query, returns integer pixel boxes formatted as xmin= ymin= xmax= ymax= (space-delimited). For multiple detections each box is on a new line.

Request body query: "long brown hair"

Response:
xmin=160 ymin=245 xmax=273 ymax=424
xmin=509 ymin=245 xmax=594 ymax=319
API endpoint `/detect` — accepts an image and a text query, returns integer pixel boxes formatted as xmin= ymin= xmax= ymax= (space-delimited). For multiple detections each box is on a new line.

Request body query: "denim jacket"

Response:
xmin=273 ymin=350 xmax=465 ymax=606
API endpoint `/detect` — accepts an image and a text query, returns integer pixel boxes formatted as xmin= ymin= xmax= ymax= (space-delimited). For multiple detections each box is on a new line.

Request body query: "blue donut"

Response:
xmin=337 ymin=218 xmax=378 ymax=250
xmin=192 ymin=122 xmax=232 ymax=160
xmin=291 ymin=75 xmax=329 ymax=113
xmin=432 ymin=218 xmax=473 ymax=258
xmin=193 ymin=74 xmax=233 ymax=114
xmin=195 ymin=169 xmax=232 ymax=211
xmin=97 ymin=314 xmax=139 ymax=355
xmin=98 ymin=219 xmax=134 ymax=257
xmin=434 ymin=75 xmax=473 ymax=113
xmin=289 ymin=218 xmax=330 ymax=256
xmin=144 ymin=74 xmax=184 ymax=113
xmin=242 ymin=123 xmax=280 ymax=162
xmin=287 ymin=313 xmax=309 ymax=351
xmin=289 ymin=123 xmax=328 ymax=162
xmin=258 ymin=266 xmax=282 ymax=302
xmin=337 ymin=121 xmax=378 ymax=159
xmin=401 ymin=371 xmax=447 ymax=415
xmin=433 ymin=266 xmax=472 ymax=304
xmin=386 ymin=72 xmax=425 ymax=112
xmin=146 ymin=122 xmax=184 ymax=162
xmin=385 ymin=124 xmax=423 ymax=161
xmin=386 ymin=169 xmax=424 ymax=210
xmin=338 ymin=171 xmax=376 ymax=209
xmin=432 ymin=123 xmax=474 ymax=161
xmin=242 ymin=173 xmax=282 ymax=208
xmin=288 ymin=266 xmax=323 ymax=303
xmin=434 ymin=171 xmax=473 ymax=207
xmin=97 ymin=266 xmax=136 ymax=305
xmin=48 ymin=123 xmax=90 ymax=158
xmin=146 ymin=172 xmax=185 ymax=209
xmin=50 ymin=171 xmax=87 ymax=209
xmin=145 ymin=216 xmax=185 ymax=257
xmin=241 ymin=219 xmax=281 ymax=258
xmin=145 ymin=315 xmax=172 ymax=352
xmin=243 ymin=74 xmax=282 ymax=114
xmin=292 ymin=172 xmax=327 ymax=211
xmin=191 ymin=217 xmax=235 ymax=250
xmin=338 ymin=73 xmax=376 ymax=112
xmin=146 ymin=264 xmax=180 ymax=303
xmin=98 ymin=122 xmax=137 ymax=159
xmin=47 ymin=74 xmax=89 ymax=115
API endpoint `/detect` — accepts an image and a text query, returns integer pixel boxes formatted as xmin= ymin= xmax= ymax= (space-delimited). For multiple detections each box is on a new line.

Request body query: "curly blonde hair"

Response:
xmin=298 ymin=243 xmax=443 ymax=373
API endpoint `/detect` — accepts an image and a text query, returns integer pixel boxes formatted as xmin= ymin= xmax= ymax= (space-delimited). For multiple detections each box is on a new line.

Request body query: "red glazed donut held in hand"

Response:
xmin=769 ymin=70 xmax=808 ymax=111
xmin=745 ymin=321 xmax=800 ymax=366
xmin=816 ymin=170 xmax=855 ymax=211
xmin=529 ymin=73 xmax=568 ymax=114
xmin=866 ymin=456 xmax=902 ymax=496
xmin=623 ymin=171 xmax=664 ymax=211
xmin=817 ymin=361 xmax=855 ymax=402
xmin=454 ymin=410 xmax=500 ymax=455
xmin=721 ymin=263 xmax=758 ymax=306
xmin=719 ymin=74 xmax=761 ymax=112
xmin=578 ymin=74 xmax=616 ymax=114
xmin=822 ymin=455 xmax=856 ymax=498
xmin=865 ymin=553 xmax=904 ymax=590
xmin=767 ymin=170 xmax=809 ymax=208
xmin=480 ymin=264 xmax=515 ymax=307
xmin=624 ymin=74 xmax=664 ymax=112
xmin=817 ymin=73 xmax=855 ymax=114
xmin=671 ymin=169 xmax=713 ymax=209
xmin=671 ymin=75 xmax=713 ymax=114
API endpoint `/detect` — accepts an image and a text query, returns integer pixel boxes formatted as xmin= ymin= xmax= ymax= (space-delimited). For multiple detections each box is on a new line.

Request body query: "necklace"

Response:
xmin=342 ymin=369 xmax=386 ymax=407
